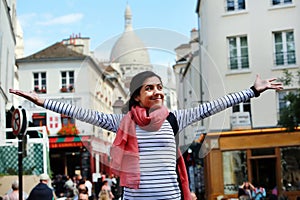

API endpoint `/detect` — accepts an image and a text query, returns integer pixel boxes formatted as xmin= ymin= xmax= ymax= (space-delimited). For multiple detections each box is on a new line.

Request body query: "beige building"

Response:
xmin=16 ymin=36 xmax=127 ymax=178
xmin=180 ymin=0 xmax=300 ymax=199
xmin=196 ymin=0 xmax=299 ymax=131
xmin=175 ymin=0 xmax=299 ymax=199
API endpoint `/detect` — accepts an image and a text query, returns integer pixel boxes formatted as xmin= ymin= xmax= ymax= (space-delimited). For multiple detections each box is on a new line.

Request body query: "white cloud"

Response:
xmin=18 ymin=13 xmax=38 ymax=28
xmin=37 ymin=13 xmax=84 ymax=26
xmin=23 ymin=37 xmax=48 ymax=56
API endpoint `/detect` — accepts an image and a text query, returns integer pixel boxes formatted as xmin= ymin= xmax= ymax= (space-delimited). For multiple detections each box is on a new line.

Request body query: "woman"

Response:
xmin=99 ymin=180 xmax=114 ymax=200
xmin=10 ymin=71 xmax=282 ymax=200
xmin=238 ymin=182 xmax=256 ymax=200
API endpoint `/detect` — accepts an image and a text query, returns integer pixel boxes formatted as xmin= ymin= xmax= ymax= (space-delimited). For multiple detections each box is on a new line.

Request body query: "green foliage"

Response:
xmin=278 ymin=69 xmax=294 ymax=86
xmin=278 ymin=69 xmax=300 ymax=131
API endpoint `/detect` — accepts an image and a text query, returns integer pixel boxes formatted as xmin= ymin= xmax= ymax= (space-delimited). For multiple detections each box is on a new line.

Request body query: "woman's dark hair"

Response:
xmin=122 ymin=71 xmax=162 ymax=113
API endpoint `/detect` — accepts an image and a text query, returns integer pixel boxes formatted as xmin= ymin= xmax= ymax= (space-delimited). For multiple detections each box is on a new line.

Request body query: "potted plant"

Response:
xmin=68 ymin=84 xmax=74 ymax=92
xmin=34 ymin=86 xmax=40 ymax=92
xmin=60 ymin=86 xmax=67 ymax=92
xmin=40 ymin=86 xmax=47 ymax=93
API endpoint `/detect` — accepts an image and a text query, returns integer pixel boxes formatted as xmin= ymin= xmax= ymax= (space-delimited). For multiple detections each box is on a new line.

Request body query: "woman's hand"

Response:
xmin=9 ymin=89 xmax=45 ymax=107
xmin=253 ymin=74 xmax=283 ymax=94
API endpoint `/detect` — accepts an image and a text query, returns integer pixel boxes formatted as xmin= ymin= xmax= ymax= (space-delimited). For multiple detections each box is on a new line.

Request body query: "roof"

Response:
xmin=17 ymin=42 xmax=86 ymax=62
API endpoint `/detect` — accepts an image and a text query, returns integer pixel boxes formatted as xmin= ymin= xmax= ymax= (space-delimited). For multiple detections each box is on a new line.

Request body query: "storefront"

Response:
xmin=49 ymin=135 xmax=92 ymax=178
xmin=49 ymin=135 xmax=113 ymax=181
xmin=203 ymin=128 xmax=300 ymax=200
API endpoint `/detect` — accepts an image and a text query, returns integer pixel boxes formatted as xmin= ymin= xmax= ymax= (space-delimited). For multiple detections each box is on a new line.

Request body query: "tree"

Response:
xmin=278 ymin=69 xmax=300 ymax=131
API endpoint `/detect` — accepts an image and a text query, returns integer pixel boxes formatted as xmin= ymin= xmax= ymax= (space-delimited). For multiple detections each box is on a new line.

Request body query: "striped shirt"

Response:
xmin=44 ymin=89 xmax=254 ymax=199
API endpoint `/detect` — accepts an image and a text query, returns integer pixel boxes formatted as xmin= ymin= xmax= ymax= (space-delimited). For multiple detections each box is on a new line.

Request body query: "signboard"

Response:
xmin=12 ymin=109 xmax=23 ymax=136
xmin=11 ymin=108 xmax=28 ymax=136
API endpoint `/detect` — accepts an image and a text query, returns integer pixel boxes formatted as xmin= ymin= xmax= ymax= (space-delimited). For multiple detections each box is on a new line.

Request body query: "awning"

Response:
xmin=49 ymin=135 xmax=90 ymax=148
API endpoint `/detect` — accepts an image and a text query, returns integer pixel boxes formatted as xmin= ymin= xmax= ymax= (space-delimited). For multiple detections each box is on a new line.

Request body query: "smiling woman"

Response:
xmin=9 ymin=70 xmax=282 ymax=200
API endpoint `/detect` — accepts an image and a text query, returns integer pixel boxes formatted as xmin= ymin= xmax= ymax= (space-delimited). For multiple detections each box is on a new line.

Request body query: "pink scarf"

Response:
xmin=110 ymin=105 xmax=169 ymax=189
xmin=110 ymin=105 xmax=191 ymax=199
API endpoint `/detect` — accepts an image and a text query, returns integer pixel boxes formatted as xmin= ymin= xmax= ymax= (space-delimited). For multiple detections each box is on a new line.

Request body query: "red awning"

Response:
xmin=49 ymin=135 xmax=90 ymax=148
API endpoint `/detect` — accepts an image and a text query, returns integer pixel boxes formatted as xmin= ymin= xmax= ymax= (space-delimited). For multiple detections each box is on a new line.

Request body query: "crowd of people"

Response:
xmin=1 ymin=173 xmax=122 ymax=200
xmin=53 ymin=173 xmax=121 ymax=200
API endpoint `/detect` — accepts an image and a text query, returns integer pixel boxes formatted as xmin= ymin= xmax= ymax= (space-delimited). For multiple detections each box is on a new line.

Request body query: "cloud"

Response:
xmin=18 ymin=13 xmax=38 ymax=28
xmin=37 ymin=13 xmax=84 ymax=26
xmin=23 ymin=37 xmax=48 ymax=56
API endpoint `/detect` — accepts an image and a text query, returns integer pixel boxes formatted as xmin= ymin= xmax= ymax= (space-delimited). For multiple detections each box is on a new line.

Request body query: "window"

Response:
xmin=274 ymin=31 xmax=296 ymax=66
xmin=228 ymin=36 xmax=249 ymax=70
xmin=61 ymin=115 xmax=75 ymax=126
xmin=281 ymin=146 xmax=300 ymax=191
xmin=33 ymin=72 xmax=47 ymax=93
xmin=32 ymin=112 xmax=46 ymax=127
xmin=278 ymin=90 xmax=297 ymax=115
xmin=223 ymin=150 xmax=247 ymax=194
xmin=61 ymin=71 xmax=74 ymax=92
xmin=58 ymin=114 xmax=79 ymax=135
xmin=278 ymin=91 xmax=289 ymax=113
xmin=226 ymin=0 xmax=245 ymax=12
xmin=231 ymin=99 xmax=252 ymax=129
xmin=272 ymin=0 xmax=292 ymax=6
xmin=232 ymin=99 xmax=251 ymax=113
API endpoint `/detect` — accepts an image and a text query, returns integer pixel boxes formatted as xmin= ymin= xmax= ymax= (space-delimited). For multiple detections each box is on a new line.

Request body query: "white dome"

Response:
xmin=110 ymin=4 xmax=151 ymax=67
xmin=110 ymin=30 xmax=151 ymax=65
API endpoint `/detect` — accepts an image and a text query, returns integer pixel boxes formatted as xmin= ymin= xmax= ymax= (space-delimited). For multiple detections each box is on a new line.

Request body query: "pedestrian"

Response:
xmin=3 ymin=180 xmax=28 ymax=200
xmin=64 ymin=175 xmax=74 ymax=198
xmin=9 ymin=71 xmax=283 ymax=199
xmin=238 ymin=181 xmax=256 ymax=200
xmin=100 ymin=180 xmax=114 ymax=200
xmin=78 ymin=193 xmax=89 ymax=200
xmin=253 ymin=186 xmax=266 ymax=200
xmin=73 ymin=181 xmax=88 ymax=200
xmin=27 ymin=173 xmax=55 ymax=200
xmin=83 ymin=177 xmax=93 ymax=200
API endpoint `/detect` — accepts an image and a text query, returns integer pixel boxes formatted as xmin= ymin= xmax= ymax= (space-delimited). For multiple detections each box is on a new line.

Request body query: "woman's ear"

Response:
xmin=134 ymin=95 xmax=140 ymax=102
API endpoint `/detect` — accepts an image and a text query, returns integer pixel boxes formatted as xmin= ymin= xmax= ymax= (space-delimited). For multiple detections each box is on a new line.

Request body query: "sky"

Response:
xmin=17 ymin=0 xmax=198 ymax=66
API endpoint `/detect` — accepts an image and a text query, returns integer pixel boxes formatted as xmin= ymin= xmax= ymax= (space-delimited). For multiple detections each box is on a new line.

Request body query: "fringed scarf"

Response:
xmin=110 ymin=105 xmax=191 ymax=199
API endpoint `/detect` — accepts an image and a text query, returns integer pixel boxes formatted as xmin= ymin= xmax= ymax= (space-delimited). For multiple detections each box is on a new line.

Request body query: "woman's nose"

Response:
xmin=153 ymin=87 xmax=163 ymax=95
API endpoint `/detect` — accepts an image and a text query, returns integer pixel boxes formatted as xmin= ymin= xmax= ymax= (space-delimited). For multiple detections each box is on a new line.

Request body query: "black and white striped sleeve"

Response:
xmin=43 ymin=99 xmax=122 ymax=132
xmin=173 ymin=89 xmax=255 ymax=131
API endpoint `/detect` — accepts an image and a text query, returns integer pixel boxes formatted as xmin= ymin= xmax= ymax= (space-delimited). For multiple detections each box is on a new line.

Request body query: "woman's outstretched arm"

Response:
xmin=9 ymin=89 xmax=122 ymax=132
xmin=173 ymin=74 xmax=283 ymax=131
xmin=9 ymin=89 xmax=45 ymax=106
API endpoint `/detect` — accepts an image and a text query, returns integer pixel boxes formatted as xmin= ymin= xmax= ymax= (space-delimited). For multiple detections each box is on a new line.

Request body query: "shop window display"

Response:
xmin=281 ymin=146 xmax=300 ymax=191
xmin=223 ymin=150 xmax=248 ymax=194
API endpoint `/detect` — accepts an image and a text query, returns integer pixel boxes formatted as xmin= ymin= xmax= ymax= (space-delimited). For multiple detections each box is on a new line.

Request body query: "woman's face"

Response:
xmin=134 ymin=76 xmax=164 ymax=109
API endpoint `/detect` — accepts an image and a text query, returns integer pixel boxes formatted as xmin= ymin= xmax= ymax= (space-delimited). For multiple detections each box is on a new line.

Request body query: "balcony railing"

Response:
xmin=230 ymin=112 xmax=252 ymax=130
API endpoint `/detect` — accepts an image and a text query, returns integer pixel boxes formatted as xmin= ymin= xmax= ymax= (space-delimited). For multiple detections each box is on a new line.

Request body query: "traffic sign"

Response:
xmin=12 ymin=109 xmax=23 ymax=136
xmin=11 ymin=108 xmax=28 ymax=136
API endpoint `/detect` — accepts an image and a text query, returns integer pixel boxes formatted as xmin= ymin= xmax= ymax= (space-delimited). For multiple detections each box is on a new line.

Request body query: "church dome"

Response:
xmin=110 ymin=5 xmax=151 ymax=66
xmin=110 ymin=31 xmax=151 ymax=65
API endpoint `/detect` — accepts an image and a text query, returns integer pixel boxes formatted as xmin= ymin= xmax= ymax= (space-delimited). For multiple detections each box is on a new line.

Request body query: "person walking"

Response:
xmin=3 ymin=180 xmax=28 ymax=200
xmin=10 ymin=71 xmax=282 ymax=200
xmin=27 ymin=174 xmax=55 ymax=200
